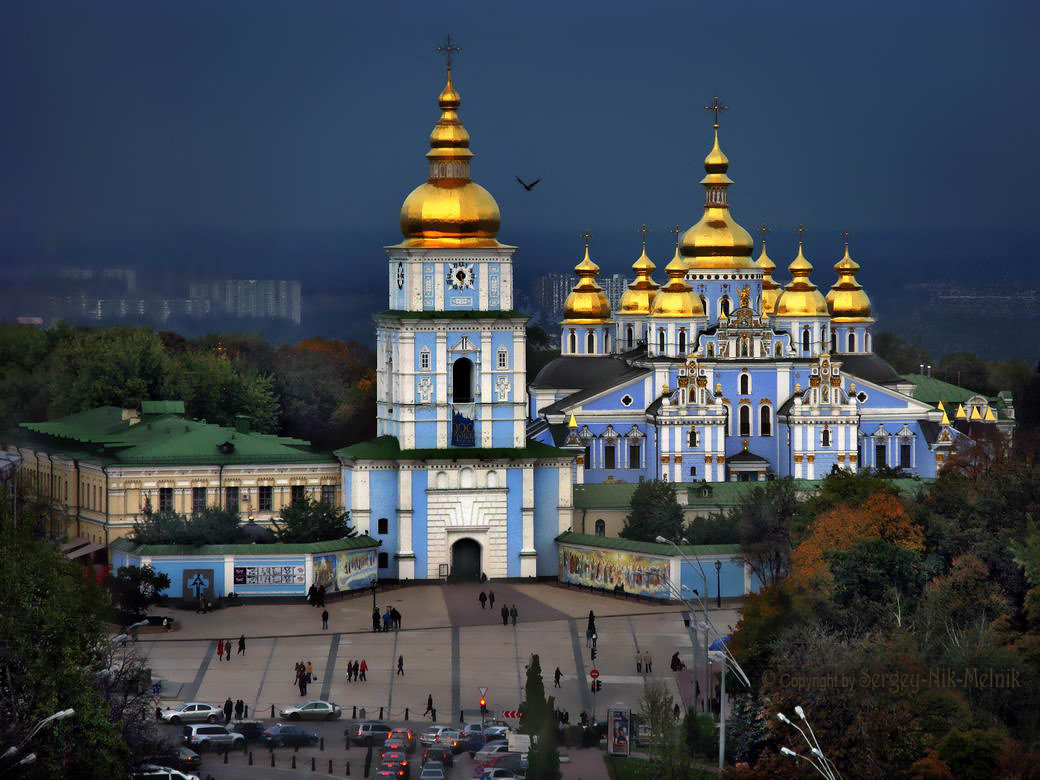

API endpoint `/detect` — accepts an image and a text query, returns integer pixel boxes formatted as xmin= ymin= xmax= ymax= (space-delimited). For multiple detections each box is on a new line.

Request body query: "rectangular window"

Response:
xmin=628 ymin=442 xmax=640 ymax=469
xmin=159 ymin=487 xmax=173 ymax=513
xmin=583 ymin=447 xmax=590 ymax=468
xmin=192 ymin=487 xmax=206 ymax=514
xmin=321 ymin=484 xmax=335 ymax=505
xmin=291 ymin=485 xmax=305 ymax=504
xmin=378 ymin=517 xmax=389 ymax=535
xmin=875 ymin=443 xmax=887 ymax=468
xmin=378 ymin=552 xmax=389 ymax=569
xmin=420 ymin=350 xmax=430 ymax=370
xmin=225 ymin=486 xmax=239 ymax=513
xmin=497 ymin=350 xmax=507 ymax=369
xmin=604 ymin=444 xmax=616 ymax=470
xmin=900 ymin=443 xmax=912 ymax=469
xmin=689 ymin=466 xmax=697 ymax=477
xmin=259 ymin=485 xmax=272 ymax=512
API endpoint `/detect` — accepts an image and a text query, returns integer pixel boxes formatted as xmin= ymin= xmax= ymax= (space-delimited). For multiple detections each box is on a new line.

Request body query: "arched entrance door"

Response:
xmin=450 ymin=538 xmax=481 ymax=582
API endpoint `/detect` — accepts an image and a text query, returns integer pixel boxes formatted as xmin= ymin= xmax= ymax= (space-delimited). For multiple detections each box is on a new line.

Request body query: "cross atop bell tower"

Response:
xmin=436 ymin=34 xmax=461 ymax=72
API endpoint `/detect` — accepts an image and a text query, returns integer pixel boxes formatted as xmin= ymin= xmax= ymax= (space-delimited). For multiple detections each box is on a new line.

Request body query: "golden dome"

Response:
xmin=618 ymin=242 xmax=659 ymax=315
xmin=681 ymin=129 xmax=755 ymax=270
xmin=826 ymin=242 xmax=873 ymax=321
xmin=563 ymin=246 xmax=611 ymax=323
xmin=652 ymin=247 xmax=705 ymax=318
xmin=774 ymin=243 xmax=830 ymax=317
xmin=756 ymin=238 xmax=782 ymax=315
xmin=399 ymin=70 xmax=502 ymax=248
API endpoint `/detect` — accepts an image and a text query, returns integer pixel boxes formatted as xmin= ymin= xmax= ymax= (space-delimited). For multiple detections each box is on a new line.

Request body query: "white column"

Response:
xmin=520 ymin=465 xmax=537 ymax=577
xmin=434 ymin=263 xmax=445 ymax=309
xmin=436 ymin=332 xmax=448 ymax=448
xmin=480 ymin=331 xmax=492 ymax=447
xmin=224 ymin=556 xmax=235 ymax=597
xmin=397 ymin=468 xmax=415 ymax=579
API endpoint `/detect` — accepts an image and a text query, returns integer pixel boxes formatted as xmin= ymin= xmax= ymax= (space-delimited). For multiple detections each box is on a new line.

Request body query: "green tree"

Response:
xmin=105 ymin=565 xmax=171 ymax=616
xmin=519 ymin=654 xmax=548 ymax=736
xmin=873 ymin=331 xmax=931 ymax=374
xmin=728 ymin=478 xmax=799 ymax=586
xmin=129 ymin=507 xmax=242 ymax=546
xmin=826 ymin=538 xmax=926 ymax=632
xmin=271 ymin=498 xmax=356 ymax=543
xmin=620 ymin=480 xmax=683 ymax=543
xmin=638 ymin=680 xmax=692 ymax=778
xmin=526 ymin=695 xmax=562 ymax=780
xmin=936 ymin=729 xmax=1004 ymax=780
xmin=163 ymin=350 xmax=279 ymax=433
xmin=937 ymin=352 xmax=992 ymax=394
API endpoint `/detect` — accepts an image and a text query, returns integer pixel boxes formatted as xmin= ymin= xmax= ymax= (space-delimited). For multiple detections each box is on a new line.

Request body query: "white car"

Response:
xmin=159 ymin=702 xmax=222 ymax=724
xmin=420 ymin=725 xmax=453 ymax=746
xmin=278 ymin=700 xmax=342 ymax=721
xmin=132 ymin=765 xmax=200 ymax=780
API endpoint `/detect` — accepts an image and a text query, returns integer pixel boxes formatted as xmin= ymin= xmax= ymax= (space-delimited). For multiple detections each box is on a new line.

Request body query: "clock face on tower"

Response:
xmin=446 ymin=263 xmax=475 ymax=290
xmin=396 ymin=262 xmax=405 ymax=289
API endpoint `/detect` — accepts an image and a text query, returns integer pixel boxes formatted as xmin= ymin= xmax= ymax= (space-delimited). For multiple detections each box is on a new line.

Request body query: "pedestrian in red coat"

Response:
xmin=216 ymin=639 xmax=224 ymax=661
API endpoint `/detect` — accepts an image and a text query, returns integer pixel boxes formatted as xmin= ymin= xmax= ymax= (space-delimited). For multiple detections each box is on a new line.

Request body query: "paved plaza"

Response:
xmin=135 ymin=582 xmax=739 ymax=778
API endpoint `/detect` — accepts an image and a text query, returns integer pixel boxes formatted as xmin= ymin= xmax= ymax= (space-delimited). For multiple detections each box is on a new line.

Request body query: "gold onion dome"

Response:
xmin=618 ymin=243 xmax=659 ymax=315
xmin=563 ymin=246 xmax=611 ymax=323
xmin=756 ymin=238 xmax=782 ymax=316
xmin=681 ymin=129 xmax=755 ymax=269
xmin=399 ymin=70 xmax=502 ymax=247
xmin=774 ymin=243 xmax=830 ymax=317
xmin=826 ymin=242 xmax=873 ymax=321
xmin=652 ymin=247 xmax=705 ymax=317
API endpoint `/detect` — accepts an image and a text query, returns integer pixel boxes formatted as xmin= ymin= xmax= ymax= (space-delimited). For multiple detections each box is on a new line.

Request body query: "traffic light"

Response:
xmin=591 ymin=646 xmax=597 ymax=660
xmin=596 ymin=680 xmax=602 ymax=692
xmin=479 ymin=697 xmax=487 ymax=714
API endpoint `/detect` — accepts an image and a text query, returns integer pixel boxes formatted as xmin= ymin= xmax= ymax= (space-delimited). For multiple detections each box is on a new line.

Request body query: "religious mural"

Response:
xmin=557 ymin=544 xmax=671 ymax=598
xmin=313 ymin=548 xmax=379 ymax=592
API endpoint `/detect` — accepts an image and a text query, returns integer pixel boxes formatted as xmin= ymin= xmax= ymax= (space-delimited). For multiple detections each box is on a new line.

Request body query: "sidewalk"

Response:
xmin=560 ymin=746 xmax=609 ymax=780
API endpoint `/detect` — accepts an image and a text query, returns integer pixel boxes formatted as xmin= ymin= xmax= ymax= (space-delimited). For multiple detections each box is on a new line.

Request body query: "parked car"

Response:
xmin=473 ymin=741 xmax=513 ymax=763
xmin=480 ymin=769 xmax=525 ymax=780
xmin=232 ymin=720 xmax=266 ymax=743
xmin=419 ymin=765 xmax=447 ymax=780
xmin=160 ymin=703 xmax=222 ymax=724
xmin=388 ymin=727 xmax=416 ymax=752
xmin=140 ymin=746 xmax=200 ymax=772
xmin=484 ymin=726 xmax=511 ymax=740
xmin=262 ymin=723 xmax=320 ymax=748
xmin=131 ymin=765 xmax=199 ymax=780
xmin=354 ymin=721 xmax=393 ymax=746
xmin=180 ymin=724 xmax=244 ymax=751
xmin=419 ymin=725 xmax=452 ymax=747
xmin=422 ymin=745 xmax=454 ymax=767
xmin=279 ymin=700 xmax=342 ymax=721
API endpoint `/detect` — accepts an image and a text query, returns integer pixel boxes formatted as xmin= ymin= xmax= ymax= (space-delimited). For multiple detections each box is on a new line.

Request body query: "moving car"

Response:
xmin=232 ymin=720 xmax=266 ymax=743
xmin=262 ymin=723 xmax=320 ymax=748
xmin=419 ymin=726 xmax=452 ymax=747
xmin=278 ymin=700 xmax=342 ymax=721
xmin=422 ymin=745 xmax=454 ymax=767
xmin=180 ymin=724 xmax=245 ymax=751
xmin=479 ymin=770 xmax=525 ymax=780
xmin=381 ymin=739 xmax=409 ymax=756
xmin=380 ymin=751 xmax=410 ymax=778
xmin=131 ymin=765 xmax=200 ymax=780
xmin=388 ymin=727 xmax=416 ymax=752
xmin=354 ymin=721 xmax=393 ymax=746
xmin=473 ymin=740 xmax=514 ymax=763
xmin=419 ymin=766 xmax=447 ymax=780
xmin=160 ymin=703 xmax=223 ymax=724
xmin=140 ymin=746 xmax=200 ymax=772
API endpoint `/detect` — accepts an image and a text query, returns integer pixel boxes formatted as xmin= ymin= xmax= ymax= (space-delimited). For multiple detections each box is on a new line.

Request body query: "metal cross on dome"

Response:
xmin=437 ymin=34 xmax=461 ymax=71
xmin=795 ymin=224 xmax=808 ymax=245
xmin=638 ymin=224 xmax=650 ymax=249
xmin=581 ymin=230 xmax=592 ymax=248
xmin=671 ymin=224 xmax=682 ymax=247
xmin=704 ymin=96 xmax=728 ymax=129
xmin=840 ymin=229 xmax=852 ymax=248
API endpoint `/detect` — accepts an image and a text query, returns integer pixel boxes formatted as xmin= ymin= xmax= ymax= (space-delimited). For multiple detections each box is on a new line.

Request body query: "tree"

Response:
xmin=620 ymin=480 xmax=683 ymax=543
xmin=129 ymin=507 xmax=242 ymax=546
xmin=874 ymin=331 xmax=931 ymax=374
xmin=105 ymin=565 xmax=171 ymax=617
xmin=727 ymin=478 xmax=799 ymax=587
xmin=638 ymin=680 xmax=692 ymax=778
xmin=826 ymin=538 xmax=927 ymax=631
xmin=526 ymin=695 xmax=562 ymax=780
xmin=936 ymin=729 xmax=1004 ymax=780
xmin=519 ymin=654 xmax=548 ymax=736
xmin=163 ymin=350 xmax=279 ymax=433
xmin=271 ymin=498 xmax=356 ymax=543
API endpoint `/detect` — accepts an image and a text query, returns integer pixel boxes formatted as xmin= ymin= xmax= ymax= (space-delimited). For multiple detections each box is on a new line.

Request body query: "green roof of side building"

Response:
xmin=110 ymin=534 xmax=379 ymax=557
xmin=556 ymin=531 xmax=741 ymax=557
xmin=336 ymin=435 xmax=573 ymax=462
xmin=901 ymin=373 xmax=1006 ymax=411
xmin=9 ymin=402 xmax=335 ymax=466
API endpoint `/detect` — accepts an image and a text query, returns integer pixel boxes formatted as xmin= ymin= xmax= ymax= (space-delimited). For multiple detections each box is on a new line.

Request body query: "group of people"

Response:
xmin=215 ymin=636 xmax=245 ymax=661
xmin=222 ymin=697 xmax=247 ymax=723
xmin=344 ymin=659 xmax=368 ymax=681
xmin=635 ymin=650 xmax=653 ymax=673
xmin=293 ymin=661 xmax=315 ymax=695
xmin=307 ymin=584 xmax=327 ymax=608
xmin=372 ymin=606 xmax=402 ymax=632
xmin=553 ymin=706 xmax=572 ymax=724
xmin=477 ymin=590 xmax=496 ymax=609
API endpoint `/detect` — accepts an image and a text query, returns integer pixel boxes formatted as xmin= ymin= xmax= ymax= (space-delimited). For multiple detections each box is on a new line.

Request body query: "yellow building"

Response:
xmin=2 ymin=401 xmax=340 ymax=547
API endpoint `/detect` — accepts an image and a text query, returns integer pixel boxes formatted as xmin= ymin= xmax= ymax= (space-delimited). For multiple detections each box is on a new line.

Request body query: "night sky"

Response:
xmin=2 ymin=0 xmax=1039 ymax=283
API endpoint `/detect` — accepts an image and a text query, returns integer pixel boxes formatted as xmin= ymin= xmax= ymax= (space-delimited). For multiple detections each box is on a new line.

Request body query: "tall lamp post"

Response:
xmin=370 ymin=577 xmax=377 ymax=611
xmin=2 ymin=708 xmax=75 ymax=773
xmin=714 ymin=559 xmax=722 ymax=609
xmin=778 ymin=706 xmax=842 ymax=780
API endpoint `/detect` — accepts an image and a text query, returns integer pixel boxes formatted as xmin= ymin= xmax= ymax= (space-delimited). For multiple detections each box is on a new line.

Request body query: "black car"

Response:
xmin=139 ymin=746 xmax=201 ymax=772
xmin=233 ymin=720 xmax=266 ymax=743
xmin=262 ymin=724 xmax=319 ymax=748
xmin=422 ymin=745 xmax=453 ymax=768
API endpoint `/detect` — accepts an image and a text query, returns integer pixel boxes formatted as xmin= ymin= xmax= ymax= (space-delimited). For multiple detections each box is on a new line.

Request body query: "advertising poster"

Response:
xmin=608 ymin=707 xmax=631 ymax=756
xmin=313 ymin=548 xmax=379 ymax=592
xmin=558 ymin=545 xmax=671 ymax=598
xmin=233 ymin=565 xmax=305 ymax=586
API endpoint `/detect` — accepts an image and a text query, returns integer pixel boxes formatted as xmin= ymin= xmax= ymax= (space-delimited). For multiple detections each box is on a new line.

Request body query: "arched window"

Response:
xmin=377 ymin=517 xmax=389 ymax=535
xmin=830 ymin=331 xmax=837 ymax=353
xmin=587 ymin=331 xmax=595 ymax=354
xmin=760 ymin=405 xmax=772 ymax=436
xmin=626 ymin=324 xmax=634 ymax=348
xmin=700 ymin=295 xmax=707 ymax=314
xmin=604 ymin=330 xmax=611 ymax=353
xmin=848 ymin=332 xmax=856 ymax=353
xmin=678 ymin=330 xmax=687 ymax=354
xmin=822 ymin=427 xmax=831 ymax=447
xmin=739 ymin=405 xmax=751 ymax=437
xmin=802 ymin=328 xmax=810 ymax=353
xmin=452 ymin=358 xmax=473 ymax=402
xmin=569 ymin=332 xmax=576 ymax=353
xmin=775 ymin=341 xmax=782 ymax=357
xmin=594 ymin=519 xmax=606 ymax=537
xmin=739 ymin=373 xmax=750 ymax=395
xmin=688 ymin=428 xmax=700 ymax=447
xmin=865 ymin=332 xmax=872 ymax=352
xmin=720 ymin=296 xmax=731 ymax=317
xmin=658 ymin=330 xmax=666 ymax=354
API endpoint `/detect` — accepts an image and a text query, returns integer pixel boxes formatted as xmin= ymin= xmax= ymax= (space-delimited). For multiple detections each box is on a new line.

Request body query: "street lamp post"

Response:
xmin=370 ymin=578 xmax=377 ymax=611
xmin=714 ymin=559 xmax=722 ymax=609
xmin=778 ymin=707 xmax=842 ymax=780
xmin=2 ymin=709 xmax=74 ymax=772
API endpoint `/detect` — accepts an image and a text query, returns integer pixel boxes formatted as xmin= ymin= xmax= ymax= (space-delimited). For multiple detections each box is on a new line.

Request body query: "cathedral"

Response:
xmin=338 ymin=66 xmax=1003 ymax=582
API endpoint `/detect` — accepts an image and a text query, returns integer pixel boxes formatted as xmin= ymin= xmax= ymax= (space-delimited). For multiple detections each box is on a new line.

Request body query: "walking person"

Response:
xmin=306 ymin=661 xmax=314 ymax=683
xmin=359 ymin=659 xmax=368 ymax=681
xmin=391 ymin=607 xmax=402 ymax=630
xmin=424 ymin=694 xmax=434 ymax=717
xmin=509 ymin=604 xmax=518 ymax=626
xmin=636 ymin=651 xmax=643 ymax=674
xmin=223 ymin=697 xmax=233 ymax=725
xmin=317 ymin=585 xmax=326 ymax=608
xmin=644 ymin=650 xmax=652 ymax=673
xmin=397 ymin=655 xmax=404 ymax=675
xmin=554 ymin=667 xmax=562 ymax=688
xmin=216 ymin=638 xmax=224 ymax=661
xmin=234 ymin=699 xmax=244 ymax=720
xmin=225 ymin=640 xmax=231 ymax=661
xmin=488 ymin=590 xmax=495 ymax=609
xmin=479 ymin=591 xmax=487 ymax=610
xmin=372 ymin=607 xmax=381 ymax=632
xmin=237 ymin=634 xmax=245 ymax=655
xmin=321 ymin=609 xmax=329 ymax=630
xmin=307 ymin=584 xmax=317 ymax=607
xmin=500 ymin=604 xmax=509 ymax=626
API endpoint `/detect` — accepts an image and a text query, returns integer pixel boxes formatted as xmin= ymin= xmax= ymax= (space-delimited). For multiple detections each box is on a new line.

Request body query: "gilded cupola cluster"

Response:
xmin=826 ymin=238 xmax=873 ymax=321
xmin=774 ymin=237 xmax=830 ymax=318
xmin=652 ymin=245 xmax=705 ymax=318
xmin=563 ymin=242 xmax=612 ymax=323
xmin=756 ymin=229 xmax=782 ymax=316
xmin=399 ymin=68 xmax=502 ymax=247
xmin=618 ymin=228 xmax=660 ymax=315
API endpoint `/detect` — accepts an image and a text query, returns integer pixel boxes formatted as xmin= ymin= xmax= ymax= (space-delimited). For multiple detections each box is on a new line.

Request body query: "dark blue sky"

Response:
xmin=2 ymin=0 xmax=1038 ymax=280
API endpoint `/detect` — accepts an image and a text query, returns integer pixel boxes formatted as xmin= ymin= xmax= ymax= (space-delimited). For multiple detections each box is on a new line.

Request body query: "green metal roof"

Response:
xmin=336 ymin=436 xmax=573 ymax=462
xmin=900 ymin=374 xmax=1004 ymax=411
xmin=111 ymin=534 xmax=379 ymax=557
xmin=556 ymin=531 xmax=741 ymax=557
xmin=375 ymin=310 xmax=529 ymax=321
xmin=141 ymin=400 xmax=186 ymax=415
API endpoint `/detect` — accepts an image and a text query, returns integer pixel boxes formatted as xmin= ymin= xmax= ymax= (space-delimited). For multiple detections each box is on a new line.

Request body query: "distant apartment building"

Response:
xmin=599 ymin=273 xmax=630 ymax=312
xmin=188 ymin=280 xmax=302 ymax=324
xmin=532 ymin=273 xmax=576 ymax=324
xmin=45 ymin=296 xmax=211 ymax=323
xmin=59 ymin=268 xmax=137 ymax=292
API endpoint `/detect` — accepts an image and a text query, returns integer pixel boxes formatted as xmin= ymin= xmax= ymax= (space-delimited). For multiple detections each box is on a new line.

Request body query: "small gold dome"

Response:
xmin=682 ymin=129 xmax=755 ymax=270
xmin=756 ymin=240 xmax=782 ymax=315
xmin=563 ymin=246 xmax=611 ymax=323
xmin=826 ymin=243 xmax=873 ymax=321
xmin=774 ymin=244 xmax=830 ymax=317
xmin=618 ymin=246 xmax=659 ymax=315
xmin=399 ymin=71 xmax=502 ymax=248
xmin=652 ymin=247 xmax=705 ymax=318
